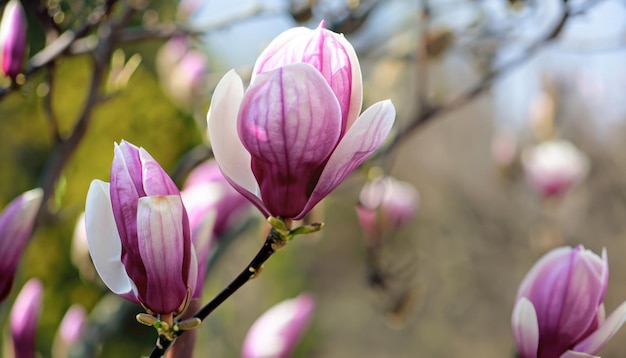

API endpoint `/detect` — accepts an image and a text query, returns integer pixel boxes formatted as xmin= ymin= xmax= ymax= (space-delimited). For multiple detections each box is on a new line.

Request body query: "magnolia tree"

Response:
xmin=1 ymin=0 xmax=625 ymax=357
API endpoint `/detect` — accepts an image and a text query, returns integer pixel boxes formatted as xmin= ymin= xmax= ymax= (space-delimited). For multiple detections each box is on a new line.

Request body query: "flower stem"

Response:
xmin=148 ymin=227 xmax=285 ymax=357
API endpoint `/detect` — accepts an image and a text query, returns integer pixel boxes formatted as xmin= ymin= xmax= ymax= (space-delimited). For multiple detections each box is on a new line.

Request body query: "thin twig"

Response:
xmin=148 ymin=228 xmax=284 ymax=357
xmin=377 ymin=0 xmax=603 ymax=158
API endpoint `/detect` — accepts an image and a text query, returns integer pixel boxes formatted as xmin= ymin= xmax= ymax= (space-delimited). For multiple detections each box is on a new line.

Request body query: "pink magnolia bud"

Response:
xmin=522 ymin=140 xmax=589 ymax=199
xmin=10 ymin=279 xmax=43 ymax=358
xmin=85 ymin=141 xmax=197 ymax=315
xmin=0 ymin=188 xmax=43 ymax=302
xmin=208 ymin=23 xmax=395 ymax=219
xmin=0 ymin=0 xmax=27 ymax=78
xmin=512 ymin=245 xmax=626 ymax=358
xmin=357 ymin=176 xmax=419 ymax=237
xmin=242 ymin=293 xmax=315 ymax=358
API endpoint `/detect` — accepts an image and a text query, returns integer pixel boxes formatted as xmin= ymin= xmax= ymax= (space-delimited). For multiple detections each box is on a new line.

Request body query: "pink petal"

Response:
xmin=85 ymin=180 xmax=138 ymax=302
xmin=239 ymin=63 xmax=342 ymax=218
xmin=252 ymin=21 xmax=363 ymax=133
xmin=139 ymin=147 xmax=180 ymax=196
xmin=295 ymin=100 xmax=395 ymax=220
xmin=207 ymin=70 xmax=268 ymax=217
xmin=242 ymin=293 xmax=315 ymax=358
xmin=573 ymin=301 xmax=626 ymax=355
xmin=512 ymin=297 xmax=539 ymax=358
xmin=136 ymin=195 xmax=191 ymax=314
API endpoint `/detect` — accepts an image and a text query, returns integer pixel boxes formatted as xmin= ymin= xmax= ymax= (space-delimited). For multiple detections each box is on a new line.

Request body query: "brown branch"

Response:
xmin=0 ymin=0 xmax=119 ymax=99
xmin=377 ymin=0 xmax=603 ymax=158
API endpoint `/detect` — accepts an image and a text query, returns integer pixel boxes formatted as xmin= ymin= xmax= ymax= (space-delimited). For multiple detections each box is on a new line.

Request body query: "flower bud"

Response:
xmin=242 ymin=293 xmax=315 ymax=358
xmin=522 ymin=140 xmax=589 ymax=199
xmin=0 ymin=188 xmax=43 ymax=302
xmin=512 ymin=245 xmax=626 ymax=358
xmin=208 ymin=23 xmax=395 ymax=220
xmin=85 ymin=141 xmax=197 ymax=315
xmin=0 ymin=0 xmax=27 ymax=78
xmin=10 ymin=278 xmax=43 ymax=358
xmin=357 ymin=176 xmax=418 ymax=238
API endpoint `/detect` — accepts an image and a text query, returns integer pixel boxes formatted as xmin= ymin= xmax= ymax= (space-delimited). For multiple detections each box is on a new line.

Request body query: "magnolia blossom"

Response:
xmin=10 ymin=279 xmax=43 ymax=358
xmin=522 ymin=140 xmax=589 ymax=199
xmin=0 ymin=0 xmax=27 ymax=78
xmin=357 ymin=176 xmax=419 ymax=237
xmin=0 ymin=188 xmax=43 ymax=302
xmin=156 ymin=37 xmax=208 ymax=110
xmin=512 ymin=245 xmax=626 ymax=358
xmin=208 ymin=21 xmax=395 ymax=219
xmin=242 ymin=293 xmax=315 ymax=358
xmin=85 ymin=141 xmax=197 ymax=316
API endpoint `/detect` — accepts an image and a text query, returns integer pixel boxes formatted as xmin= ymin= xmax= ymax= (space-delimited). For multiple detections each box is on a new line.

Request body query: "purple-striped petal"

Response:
xmin=207 ymin=70 xmax=268 ymax=217
xmin=296 ymin=100 xmax=395 ymax=220
xmin=110 ymin=142 xmax=144 ymax=274
xmin=139 ymin=146 xmax=180 ymax=196
xmin=520 ymin=246 xmax=606 ymax=354
xmin=512 ymin=297 xmax=539 ymax=358
xmin=252 ymin=21 xmax=362 ymax=133
xmin=238 ymin=63 xmax=342 ymax=218
xmin=573 ymin=301 xmax=626 ymax=355
xmin=85 ymin=180 xmax=138 ymax=303
xmin=136 ymin=195 xmax=192 ymax=314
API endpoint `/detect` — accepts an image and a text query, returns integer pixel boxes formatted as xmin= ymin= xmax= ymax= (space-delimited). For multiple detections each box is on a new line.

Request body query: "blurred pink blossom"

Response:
xmin=522 ymin=140 xmax=589 ymax=199
xmin=242 ymin=293 xmax=315 ymax=358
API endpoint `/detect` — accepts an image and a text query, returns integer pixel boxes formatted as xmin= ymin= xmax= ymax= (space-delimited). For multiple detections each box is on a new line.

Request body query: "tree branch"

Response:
xmin=148 ymin=228 xmax=285 ymax=357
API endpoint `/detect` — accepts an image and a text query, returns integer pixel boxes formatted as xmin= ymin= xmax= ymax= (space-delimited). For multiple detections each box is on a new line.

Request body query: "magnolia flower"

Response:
xmin=0 ymin=0 xmax=27 ymax=78
xmin=0 ymin=188 xmax=43 ymax=302
xmin=10 ymin=279 xmax=43 ymax=358
xmin=242 ymin=293 xmax=315 ymax=358
xmin=85 ymin=141 xmax=197 ymax=316
xmin=208 ymin=21 xmax=395 ymax=220
xmin=357 ymin=176 xmax=419 ymax=238
xmin=156 ymin=37 xmax=208 ymax=110
xmin=512 ymin=245 xmax=626 ymax=358
xmin=522 ymin=140 xmax=589 ymax=199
